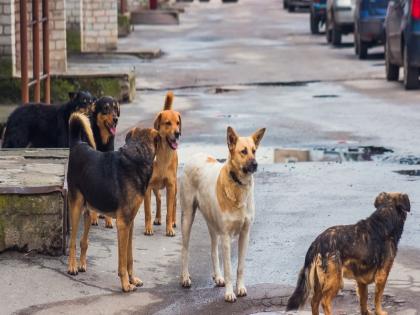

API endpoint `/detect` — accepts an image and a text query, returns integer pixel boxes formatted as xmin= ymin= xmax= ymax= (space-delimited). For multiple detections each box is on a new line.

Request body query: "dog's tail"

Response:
xmin=163 ymin=91 xmax=174 ymax=110
xmin=286 ymin=245 xmax=318 ymax=311
xmin=69 ymin=112 xmax=96 ymax=149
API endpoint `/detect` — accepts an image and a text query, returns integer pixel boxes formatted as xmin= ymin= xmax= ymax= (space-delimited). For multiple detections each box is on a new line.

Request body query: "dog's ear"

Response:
xmin=125 ymin=128 xmax=138 ymax=143
xmin=227 ymin=126 xmax=238 ymax=152
xmin=374 ymin=192 xmax=389 ymax=208
xmin=251 ymin=128 xmax=266 ymax=148
xmin=69 ymin=92 xmax=77 ymax=101
xmin=397 ymin=193 xmax=411 ymax=212
xmin=154 ymin=113 xmax=162 ymax=131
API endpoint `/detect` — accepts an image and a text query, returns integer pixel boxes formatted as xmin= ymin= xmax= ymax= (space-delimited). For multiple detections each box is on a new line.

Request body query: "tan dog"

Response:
xmin=181 ymin=126 xmax=266 ymax=302
xmin=144 ymin=91 xmax=181 ymax=236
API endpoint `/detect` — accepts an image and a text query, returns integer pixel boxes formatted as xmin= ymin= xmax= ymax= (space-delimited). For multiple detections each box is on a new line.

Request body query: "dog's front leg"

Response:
xmin=127 ymin=222 xmax=143 ymax=288
xmin=374 ymin=264 xmax=392 ymax=315
xmin=67 ymin=191 xmax=84 ymax=275
xmin=116 ymin=216 xmax=136 ymax=292
xmin=166 ymin=182 xmax=176 ymax=237
xmin=222 ymin=234 xmax=236 ymax=302
xmin=144 ymin=188 xmax=154 ymax=235
xmin=237 ymin=223 xmax=250 ymax=297
xmin=210 ymin=230 xmax=224 ymax=287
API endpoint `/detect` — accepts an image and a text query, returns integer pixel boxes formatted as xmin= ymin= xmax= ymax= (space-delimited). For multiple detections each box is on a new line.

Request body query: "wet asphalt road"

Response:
xmin=2 ymin=0 xmax=420 ymax=314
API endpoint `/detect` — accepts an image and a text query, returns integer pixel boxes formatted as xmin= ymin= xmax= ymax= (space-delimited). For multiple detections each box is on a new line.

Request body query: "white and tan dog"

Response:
xmin=180 ymin=126 xmax=266 ymax=302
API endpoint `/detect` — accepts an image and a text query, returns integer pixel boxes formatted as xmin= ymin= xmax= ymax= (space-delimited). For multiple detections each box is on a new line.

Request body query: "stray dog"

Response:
xmin=2 ymin=91 xmax=95 ymax=148
xmin=144 ymin=91 xmax=181 ymax=236
xmin=67 ymin=113 xmax=159 ymax=292
xmin=180 ymin=126 xmax=266 ymax=302
xmin=287 ymin=192 xmax=411 ymax=315
xmin=87 ymin=96 xmax=121 ymax=229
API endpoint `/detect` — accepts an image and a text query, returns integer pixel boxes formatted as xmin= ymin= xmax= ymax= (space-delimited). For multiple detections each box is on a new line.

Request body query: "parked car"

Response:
xmin=310 ymin=0 xmax=327 ymax=34
xmin=385 ymin=0 xmax=420 ymax=89
xmin=326 ymin=0 xmax=355 ymax=45
xmin=284 ymin=0 xmax=311 ymax=12
xmin=353 ymin=0 xmax=389 ymax=59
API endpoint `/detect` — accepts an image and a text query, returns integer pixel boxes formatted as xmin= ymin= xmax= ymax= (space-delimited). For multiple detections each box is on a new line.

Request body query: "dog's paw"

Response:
xmin=129 ymin=276 xmax=143 ymax=287
xmin=213 ymin=275 xmax=225 ymax=287
xmin=237 ymin=286 xmax=247 ymax=297
xmin=181 ymin=274 xmax=191 ymax=288
xmin=67 ymin=263 xmax=78 ymax=276
xmin=104 ymin=218 xmax=113 ymax=229
xmin=153 ymin=218 xmax=161 ymax=225
xmin=166 ymin=228 xmax=175 ymax=237
xmin=362 ymin=311 xmax=374 ymax=315
xmin=122 ymin=283 xmax=137 ymax=293
xmin=144 ymin=227 xmax=154 ymax=236
xmin=374 ymin=311 xmax=386 ymax=315
xmin=91 ymin=218 xmax=99 ymax=226
xmin=224 ymin=291 xmax=237 ymax=303
xmin=78 ymin=262 xmax=87 ymax=273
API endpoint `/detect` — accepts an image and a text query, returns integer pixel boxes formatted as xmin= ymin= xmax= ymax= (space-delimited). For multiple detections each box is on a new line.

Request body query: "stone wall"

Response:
xmin=82 ymin=0 xmax=117 ymax=52
xmin=0 ymin=0 xmax=15 ymax=77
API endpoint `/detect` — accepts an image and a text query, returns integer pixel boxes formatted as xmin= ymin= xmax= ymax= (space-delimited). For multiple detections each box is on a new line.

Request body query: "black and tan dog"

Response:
xmin=2 ymin=91 xmax=95 ymax=148
xmin=87 ymin=96 xmax=120 ymax=229
xmin=144 ymin=91 xmax=181 ymax=236
xmin=287 ymin=192 xmax=411 ymax=315
xmin=66 ymin=112 xmax=159 ymax=292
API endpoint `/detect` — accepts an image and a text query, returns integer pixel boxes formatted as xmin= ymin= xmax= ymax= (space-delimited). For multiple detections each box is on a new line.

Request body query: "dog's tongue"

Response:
xmin=169 ymin=140 xmax=178 ymax=150
xmin=110 ymin=127 xmax=116 ymax=135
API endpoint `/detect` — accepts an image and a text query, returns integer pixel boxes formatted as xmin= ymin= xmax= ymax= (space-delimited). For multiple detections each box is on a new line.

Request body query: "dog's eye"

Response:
xmin=165 ymin=121 xmax=171 ymax=126
xmin=252 ymin=149 xmax=256 ymax=154
xmin=241 ymin=148 xmax=248 ymax=155
xmin=177 ymin=121 xmax=180 ymax=126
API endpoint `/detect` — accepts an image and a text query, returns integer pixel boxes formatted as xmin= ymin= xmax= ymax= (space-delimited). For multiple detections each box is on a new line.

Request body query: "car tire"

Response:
xmin=326 ymin=19 xmax=332 ymax=43
xmin=354 ymin=32 xmax=359 ymax=55
xmin=331 ymin=21 xmax=341 ymax=47
xmin=288 ymin=4 xmax=295 ymax=12
xmin=385 ymin=40 xmax=399 ymax=81
xmin=403 ymin=48 xmax=419 ymax=90
xmin=358 ymin=36 xmax=368 ymax=60
xmin=283 ymin=0 xmax=288 ymax=9
xmin=310 ymin=12 xmax=320 ymax=34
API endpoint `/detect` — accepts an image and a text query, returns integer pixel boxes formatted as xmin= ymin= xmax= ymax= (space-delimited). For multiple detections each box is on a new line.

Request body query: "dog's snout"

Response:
xmin=247 ymin=159 xmax=258 ymax=173
xmin=113 ymin=117 xmax=118 ymax=124
xmin=175 ymin=131 xmax=181 ymax=139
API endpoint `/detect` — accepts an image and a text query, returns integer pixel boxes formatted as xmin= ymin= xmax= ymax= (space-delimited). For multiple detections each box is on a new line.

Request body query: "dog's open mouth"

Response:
xmin=105 ymin=122 xmax=117 ymax=136
xmin=166 ymin=136 xmax=179 ymax=150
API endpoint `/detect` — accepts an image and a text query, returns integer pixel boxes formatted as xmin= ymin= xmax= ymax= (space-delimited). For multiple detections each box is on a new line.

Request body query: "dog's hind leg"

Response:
xmin=236 ymin=223 xmax=251 ymax=297
xmin=67 ymin=190 xmax=84 ymax=275
xmin=180 ymin=192 xmax=197 ymax=288
xmin=78 ymin=209 xmax=92 ymax=272
xmin=116 ymin=213 xmax=136 ymax=292
xmin=320 ymin=259 xmax=341 ymax=315
xmin=209 ymin=227 xmax=224 ymax=287
xmin=153 ymin=188 xmax=161 ymax=226
xmin=222 ymin=234 xmax=236 ymax=302
xmin=172 ymin=184 xmax=177 ymax=228
xmin=127 ymin=222 xmax=143 ymax=288
xmin=357 ymin=281 xmax=372 ymax=315
xmin=104 ymin=216 xmax=113 ymax=229
xmin=311 ymin=283 xmax=322 ymax=315
xmin=165 ymin=182 xmax=176 ymax=237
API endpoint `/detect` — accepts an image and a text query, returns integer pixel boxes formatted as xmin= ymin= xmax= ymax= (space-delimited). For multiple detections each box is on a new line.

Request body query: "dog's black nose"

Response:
xmin=113 ymin=117 xmax=118 ymax=124
xmin=248 ymin=159 xmax=258 ymax=173
xmin=175 ymin=131 xmax=181 ymax=139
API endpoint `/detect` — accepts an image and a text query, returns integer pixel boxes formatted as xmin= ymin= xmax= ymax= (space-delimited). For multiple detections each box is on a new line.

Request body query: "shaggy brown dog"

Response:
xmin=67 ymin=113 xmax=159 ymax=292
xmin=287 ymin=192 xmax=410 ymax=315
xmin=143 ymin=91 xmax=181 ymax=236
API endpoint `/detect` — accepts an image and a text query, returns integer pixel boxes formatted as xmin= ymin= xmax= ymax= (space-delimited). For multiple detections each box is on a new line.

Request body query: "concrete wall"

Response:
xmin=82 ymin=0 xmax=118 ymax=52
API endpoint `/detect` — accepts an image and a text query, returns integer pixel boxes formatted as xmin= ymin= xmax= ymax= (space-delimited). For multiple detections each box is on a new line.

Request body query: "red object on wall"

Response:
xmin=150 ymin=0 xmax=158 ymax=10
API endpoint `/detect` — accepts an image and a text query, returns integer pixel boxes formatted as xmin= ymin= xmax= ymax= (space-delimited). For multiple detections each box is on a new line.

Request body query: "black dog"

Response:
xmin=67 ymin=112 xmax=159 ymax=292
xmin=287 ymin=192 xmax=410 ymax=315
xmin=1 ymin=91 xmax=95 ymax=148
xmin=87 ymin=96 xmax=120 ymax=228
